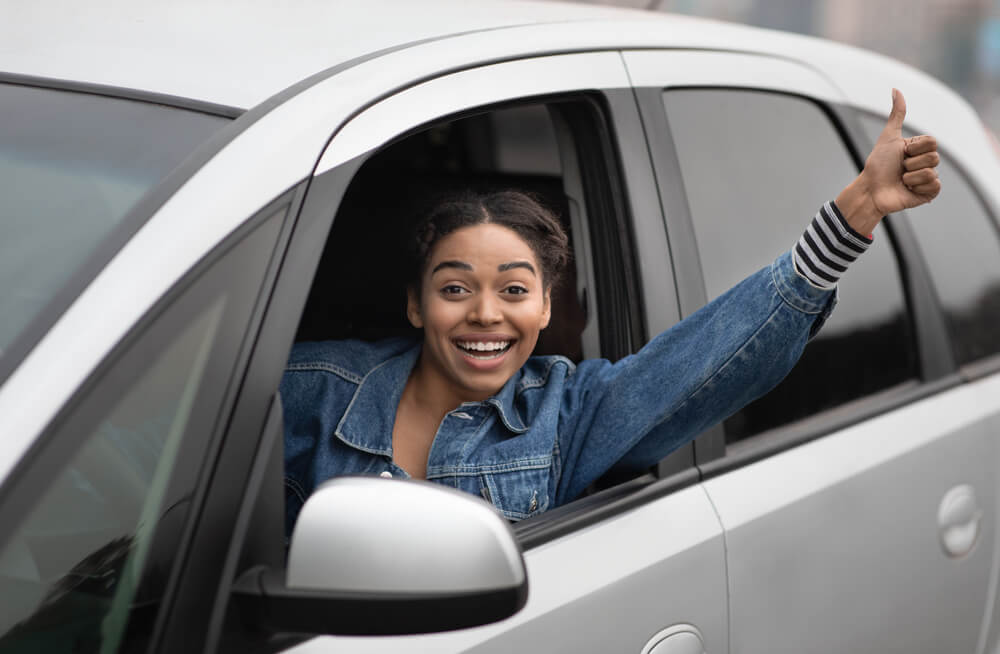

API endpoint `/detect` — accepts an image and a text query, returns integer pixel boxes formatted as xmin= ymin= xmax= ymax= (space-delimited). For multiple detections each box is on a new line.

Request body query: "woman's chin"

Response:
xmin=447 ymin=345 xmax=526 ymax=398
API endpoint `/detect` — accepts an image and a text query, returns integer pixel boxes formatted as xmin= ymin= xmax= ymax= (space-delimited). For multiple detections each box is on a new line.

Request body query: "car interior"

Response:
xmin=294 ymin=101 xmax=595 ymax=363
xmin=288 ymin=96 xmax=659 ymax=519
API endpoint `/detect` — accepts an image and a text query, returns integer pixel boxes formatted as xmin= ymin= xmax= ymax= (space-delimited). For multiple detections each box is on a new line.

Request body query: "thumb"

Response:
xmin=879 ymin=88 xmax=906 ymax=142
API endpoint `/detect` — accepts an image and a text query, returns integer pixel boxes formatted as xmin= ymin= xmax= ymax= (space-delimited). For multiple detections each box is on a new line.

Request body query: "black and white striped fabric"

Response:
xmin=793 ymin=201 xmax=873 ymax=289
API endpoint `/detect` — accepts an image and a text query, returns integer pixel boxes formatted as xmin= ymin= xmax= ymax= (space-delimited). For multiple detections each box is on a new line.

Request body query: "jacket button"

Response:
xmin=380 ymin=471 xmax=393 ymax=478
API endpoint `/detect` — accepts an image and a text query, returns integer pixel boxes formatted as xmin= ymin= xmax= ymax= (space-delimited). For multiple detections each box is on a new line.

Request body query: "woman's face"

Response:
xmin=407 ymin=223 xmax=551 ymax=401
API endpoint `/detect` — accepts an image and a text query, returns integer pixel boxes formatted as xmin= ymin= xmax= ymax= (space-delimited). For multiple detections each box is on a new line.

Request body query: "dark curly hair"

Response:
xmin=408 ymin=190 xmax=571 ymax=292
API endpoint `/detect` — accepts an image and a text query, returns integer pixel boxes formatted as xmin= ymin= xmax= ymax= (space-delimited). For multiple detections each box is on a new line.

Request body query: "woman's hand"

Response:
xmin=836 ymin=88 xmax=942 ymax=236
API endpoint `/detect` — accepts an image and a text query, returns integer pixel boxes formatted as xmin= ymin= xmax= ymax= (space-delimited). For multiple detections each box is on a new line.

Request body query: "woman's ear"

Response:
xmin=540 ymin=287 xmax=552 ymax=330
xmin=406 ymin=286 xmax=423 ymax=328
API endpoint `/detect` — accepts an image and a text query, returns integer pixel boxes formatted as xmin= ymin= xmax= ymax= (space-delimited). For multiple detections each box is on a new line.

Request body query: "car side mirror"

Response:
xmin=232 ymin=476 xmax=528 ymax=635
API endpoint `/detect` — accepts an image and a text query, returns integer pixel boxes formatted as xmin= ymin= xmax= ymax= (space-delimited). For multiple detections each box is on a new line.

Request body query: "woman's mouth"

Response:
xmin=454 ymin=339 xmax=514 ymax=360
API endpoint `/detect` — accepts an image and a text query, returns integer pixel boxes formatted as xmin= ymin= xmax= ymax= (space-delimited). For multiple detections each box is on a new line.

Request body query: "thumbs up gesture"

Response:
xmin=836 ymin=89 xmax=941 ymax=236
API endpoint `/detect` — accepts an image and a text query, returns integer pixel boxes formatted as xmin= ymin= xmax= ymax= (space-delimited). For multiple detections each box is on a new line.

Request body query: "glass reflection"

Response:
xmin=860 ymin=115 xmax=1000 ymax=365
xmin=664 ymin=90 xmax=917 ymax=441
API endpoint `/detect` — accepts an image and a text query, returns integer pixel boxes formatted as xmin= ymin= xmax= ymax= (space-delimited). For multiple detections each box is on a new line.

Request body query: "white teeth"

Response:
xmin=456 ymin=340 xmax=511 ymax=353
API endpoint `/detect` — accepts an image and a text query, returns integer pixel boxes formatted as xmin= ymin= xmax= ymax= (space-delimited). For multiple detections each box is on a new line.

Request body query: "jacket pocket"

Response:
xmin=479 ymin=462 xmax=551 ymax=521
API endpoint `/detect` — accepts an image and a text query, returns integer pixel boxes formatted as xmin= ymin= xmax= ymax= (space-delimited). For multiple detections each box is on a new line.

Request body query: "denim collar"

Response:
xmin=486 ymin=375 xmax=528 ymax=433
xmin=334 ymin=341 xmax=528 ymax=456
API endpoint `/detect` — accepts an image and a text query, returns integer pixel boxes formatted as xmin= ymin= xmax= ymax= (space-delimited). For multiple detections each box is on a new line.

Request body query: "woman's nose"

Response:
xmin=468 ymin=294 xmax=502 ymax=325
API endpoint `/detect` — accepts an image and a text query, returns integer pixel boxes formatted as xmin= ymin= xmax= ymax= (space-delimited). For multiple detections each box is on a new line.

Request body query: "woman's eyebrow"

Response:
xmin=498 ymin=261 xmax=536 ymax=275
xmin=431 ymin=260 xmax=473 ymax=274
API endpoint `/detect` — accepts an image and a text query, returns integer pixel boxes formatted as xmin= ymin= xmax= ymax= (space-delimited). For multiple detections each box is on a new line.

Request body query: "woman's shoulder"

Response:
xmin=285 ymin=336 xmax=419 ymax=380
xmin=517 ymin=352 xmax=622 ymax=396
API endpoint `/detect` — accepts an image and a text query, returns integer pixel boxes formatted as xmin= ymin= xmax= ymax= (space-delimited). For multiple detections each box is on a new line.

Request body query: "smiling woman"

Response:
xmin=281 ymin=186 xmax=848 ymax=528
xmin=395 ymin=193 xmax=566 ymax=478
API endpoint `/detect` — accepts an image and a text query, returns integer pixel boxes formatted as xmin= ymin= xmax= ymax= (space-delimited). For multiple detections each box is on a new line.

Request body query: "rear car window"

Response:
xmin=859 ymin=115 xmax=1000 ymax=367
xmin=0 ymin=83 xmax=229 ymax=376
xmin=662 ymin=89 xmax=918 ymax=441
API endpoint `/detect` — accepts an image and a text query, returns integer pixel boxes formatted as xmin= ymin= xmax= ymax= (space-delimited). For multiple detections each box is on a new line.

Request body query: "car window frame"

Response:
xmin=297 ymin=53 xmax=691 ymax=530
xmin=296 ymin=87 xmax=692 ymax=547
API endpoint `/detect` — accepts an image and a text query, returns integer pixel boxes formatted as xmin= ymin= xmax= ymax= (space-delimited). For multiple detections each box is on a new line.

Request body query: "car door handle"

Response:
xmin=938 ymin=484 xmax=982 ymax=558
xmin=641 ymin=624 xmax=706 ymax=654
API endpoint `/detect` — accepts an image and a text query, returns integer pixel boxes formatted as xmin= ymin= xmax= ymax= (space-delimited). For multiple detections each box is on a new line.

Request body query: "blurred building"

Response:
xmin=548 ymin=0 xmax=1000 ymax=135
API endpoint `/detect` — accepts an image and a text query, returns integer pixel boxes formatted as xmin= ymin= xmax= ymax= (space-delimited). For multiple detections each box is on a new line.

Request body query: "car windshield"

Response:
xmin=0 ymin=83 xmax=231 ymax=376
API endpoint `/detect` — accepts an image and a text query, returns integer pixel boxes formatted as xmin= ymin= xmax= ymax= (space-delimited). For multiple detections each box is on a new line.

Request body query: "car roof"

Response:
xmin=2 ymin=0 xmax=638 ymax=109
xmin=5 ymin=0 xmax=988 ymax=153
xmin=0 ymin=0 xmax=939 ymax=112
xmin=10 ymin=0 xmax=990 ymax=178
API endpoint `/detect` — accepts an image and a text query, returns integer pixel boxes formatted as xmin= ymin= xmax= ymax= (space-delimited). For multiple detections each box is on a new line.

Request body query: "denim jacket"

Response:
xmin=281 ymin=250 xmax=835 ymax=532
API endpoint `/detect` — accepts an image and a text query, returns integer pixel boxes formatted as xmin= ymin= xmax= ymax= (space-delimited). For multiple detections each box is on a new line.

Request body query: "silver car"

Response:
xmin=1 ymin=1 xmax=999 ymax=653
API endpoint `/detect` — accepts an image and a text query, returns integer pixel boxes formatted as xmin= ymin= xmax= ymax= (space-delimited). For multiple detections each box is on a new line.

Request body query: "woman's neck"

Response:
xmin=406 ymin=355 xmax=493 ymax=416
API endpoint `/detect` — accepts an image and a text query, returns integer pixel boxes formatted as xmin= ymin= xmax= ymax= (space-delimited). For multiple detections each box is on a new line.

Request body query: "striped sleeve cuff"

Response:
xmin=792 ymin=201 xmax=873 ymax=290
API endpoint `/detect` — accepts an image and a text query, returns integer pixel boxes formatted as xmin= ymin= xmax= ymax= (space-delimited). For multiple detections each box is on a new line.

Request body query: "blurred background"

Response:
xmin=551 ymin=0 xmax=1000 ymax=136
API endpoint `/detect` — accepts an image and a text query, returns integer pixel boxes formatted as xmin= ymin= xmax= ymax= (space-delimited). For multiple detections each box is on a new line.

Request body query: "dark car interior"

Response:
xmin=294 ymin=103 xmax=591 ymax=363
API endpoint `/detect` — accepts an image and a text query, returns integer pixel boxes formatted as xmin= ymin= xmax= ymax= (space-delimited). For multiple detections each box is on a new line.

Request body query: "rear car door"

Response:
xmin=853 ymin=116 xmax=1000 ymax=652
xmin=626 ymin=49 xmax=996 ymax=653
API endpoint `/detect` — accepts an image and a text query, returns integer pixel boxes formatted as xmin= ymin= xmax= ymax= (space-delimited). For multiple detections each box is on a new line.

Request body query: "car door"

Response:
xmin=851 ymin=117 xmax=1000 ymax=652
xmin=189 ymin=46 xmax=730 ymax=654
xmin=625 ymin=49 xmax=997 ymax=653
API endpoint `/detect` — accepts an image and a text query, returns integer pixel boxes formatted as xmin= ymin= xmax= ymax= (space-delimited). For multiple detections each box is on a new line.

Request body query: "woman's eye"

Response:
xmin=441 ymin=285 xmax=468 ymax=296
xmin=504 ymin=285 xmax=529 ymax=295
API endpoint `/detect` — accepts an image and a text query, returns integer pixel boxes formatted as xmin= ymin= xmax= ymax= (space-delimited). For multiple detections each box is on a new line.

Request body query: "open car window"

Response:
xmin=296 ymin=102 xmax=597 ymax=363
xmin=287 ymin=93 xmax=672 ymax=541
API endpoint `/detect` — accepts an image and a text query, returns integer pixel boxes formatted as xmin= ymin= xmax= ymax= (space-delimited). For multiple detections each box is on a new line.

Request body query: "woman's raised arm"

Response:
xmin=552 ymin=89 xmax=940 ymax=504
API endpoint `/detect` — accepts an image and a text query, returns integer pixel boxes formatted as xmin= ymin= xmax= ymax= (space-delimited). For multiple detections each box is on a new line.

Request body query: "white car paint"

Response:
xmin=703 ymin=376 xmax=997 ymax=653
xmin=286 ymin=484 xmax=728 ymax=653
xmin=315 ymin=51 xmax=630 ymax=173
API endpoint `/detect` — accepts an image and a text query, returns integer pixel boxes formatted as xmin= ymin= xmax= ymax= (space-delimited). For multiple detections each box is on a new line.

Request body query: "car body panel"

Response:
xmin=283 ymin=484 xmax=728 ymax=653
xmin=705 ymin=373 xmax=999 ymax=653
xmin=624 ymin=48 xmax=846 ymax=102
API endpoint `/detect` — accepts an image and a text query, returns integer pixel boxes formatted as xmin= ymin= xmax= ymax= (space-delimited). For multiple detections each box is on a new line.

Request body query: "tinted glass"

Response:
xmin=0 ymin=84 xmax=229 ymax=369
xmin=664 ymin=90 xmax=917 ymax=440
xmin=0 ymin=210 xmax=283 ymax=653
xmin=0 ymin=299 xmax=224 ymax=652
xmin=860 ymin=115 xmax=1000 ymax=365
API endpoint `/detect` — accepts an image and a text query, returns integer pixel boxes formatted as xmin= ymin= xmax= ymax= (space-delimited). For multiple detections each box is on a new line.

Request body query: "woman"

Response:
xmin=281 ymin=90 xmax=941 ymax=532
